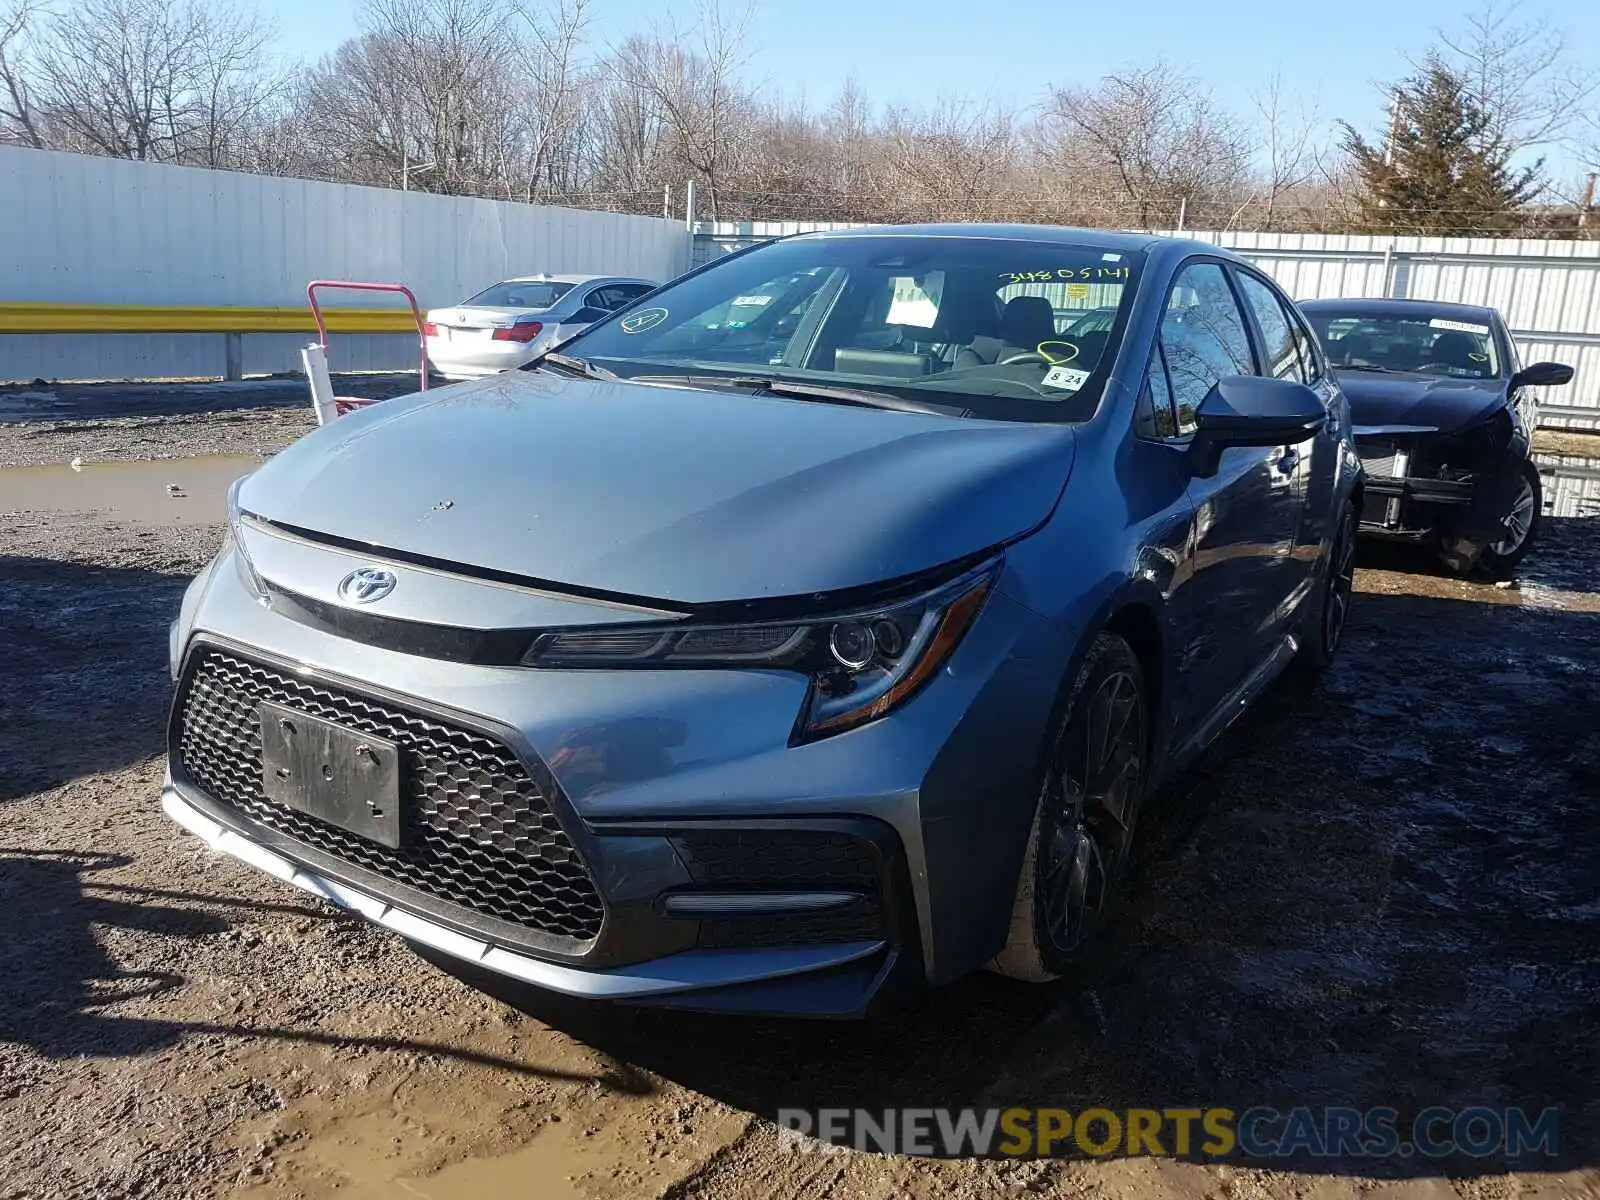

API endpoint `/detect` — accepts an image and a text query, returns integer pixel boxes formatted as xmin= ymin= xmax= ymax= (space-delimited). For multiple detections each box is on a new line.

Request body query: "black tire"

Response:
xmin=1476 ymin=459 xmax=1542 ymax=579
xmin=1295 ymin=500 xmax=1356 ymax=671
xmin=988 ymin=632 xmax=1148 ymax=982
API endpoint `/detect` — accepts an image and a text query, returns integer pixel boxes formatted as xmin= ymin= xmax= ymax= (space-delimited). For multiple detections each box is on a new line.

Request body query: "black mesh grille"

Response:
xmin=671 ymin=829 xmax=888 ymax=948
xmin=175 ymin=646 xmax=604 ymax=942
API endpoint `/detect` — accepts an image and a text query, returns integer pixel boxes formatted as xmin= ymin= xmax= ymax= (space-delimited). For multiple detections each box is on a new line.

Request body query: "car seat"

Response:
xmin=1428 ymin=331 xmax=1479 ymax=373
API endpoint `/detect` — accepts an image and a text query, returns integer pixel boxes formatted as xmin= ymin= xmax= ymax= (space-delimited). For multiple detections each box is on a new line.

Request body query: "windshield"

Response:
xmin=1306 ymin=310 xmax=1502 ymax=380
xmin=553 ymin=235 xmax=1143 ymax=422
xmin=462 ymin=280 xmax=575 ymax=309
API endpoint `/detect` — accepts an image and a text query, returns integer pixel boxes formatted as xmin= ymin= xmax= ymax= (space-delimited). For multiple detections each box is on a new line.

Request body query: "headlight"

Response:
xmin=522 ymin=560 xmax=999 ymax=739
xmin=225 ymin=475 xmax=245 ymax=542
xmin=225 ymin=475 xmax=266 ymax=600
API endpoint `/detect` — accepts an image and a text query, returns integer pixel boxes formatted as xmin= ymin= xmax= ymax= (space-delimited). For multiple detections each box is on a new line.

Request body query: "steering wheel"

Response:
xmin=999 ymin=351 xmax=1049 ymax=367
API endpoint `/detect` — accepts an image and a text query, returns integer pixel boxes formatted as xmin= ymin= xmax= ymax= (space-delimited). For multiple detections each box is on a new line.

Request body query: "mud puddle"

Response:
xmin=0 ymin=452 xmax=260 ymax=524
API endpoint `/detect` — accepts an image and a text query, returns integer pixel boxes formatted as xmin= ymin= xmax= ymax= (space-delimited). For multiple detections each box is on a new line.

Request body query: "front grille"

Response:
xmin=174 ymin=646 xmax=604 ymax=943
xmin=670 ymin=828 xmax=888 ymax=949
xmin=1358 ymin=438 xmax=1400 ymax=479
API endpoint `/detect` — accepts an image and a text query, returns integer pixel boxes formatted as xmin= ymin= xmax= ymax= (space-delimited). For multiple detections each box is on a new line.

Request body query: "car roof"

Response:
xmin=790 ymin=223 xmax=1168 ymax=253
xmin=499 ymin=273 xmax=649 ymax=286
xmin=1298 ymin=297 xmax=1498 ymax=322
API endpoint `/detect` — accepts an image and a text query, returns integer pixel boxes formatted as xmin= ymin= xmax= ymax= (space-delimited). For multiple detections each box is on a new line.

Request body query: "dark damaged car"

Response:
xmin=1300 ymin=298 xmax=1573 ymax=575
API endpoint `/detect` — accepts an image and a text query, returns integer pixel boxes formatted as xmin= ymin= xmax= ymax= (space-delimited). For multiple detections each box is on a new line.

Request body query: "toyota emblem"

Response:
xmin=338 ymin=567 xmax=397 ymax=604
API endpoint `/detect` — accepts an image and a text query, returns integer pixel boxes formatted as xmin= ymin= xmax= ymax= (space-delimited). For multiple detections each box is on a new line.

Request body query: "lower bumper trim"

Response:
xmin=162 ymin=784 xmax=885 ymax=1000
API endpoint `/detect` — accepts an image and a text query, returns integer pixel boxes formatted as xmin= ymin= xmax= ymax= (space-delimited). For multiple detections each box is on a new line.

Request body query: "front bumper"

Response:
xmin=1355 ymin=435 xmax=1524 ymax=540
xmin=162 ymin=536 xmax=1064 ymax=1016
xmin=163 ymin=781 xmax=899 ymax=1014
xmin=1357 ymin=474 xmax=1475 ymax=534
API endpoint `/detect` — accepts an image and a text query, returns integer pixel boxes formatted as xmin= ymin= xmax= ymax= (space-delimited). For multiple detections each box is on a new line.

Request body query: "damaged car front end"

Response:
xmin=1301 ymin=298 xmax=1573 ymax=575
xmin=1353 ymin=405 xmax=1536 ymax=573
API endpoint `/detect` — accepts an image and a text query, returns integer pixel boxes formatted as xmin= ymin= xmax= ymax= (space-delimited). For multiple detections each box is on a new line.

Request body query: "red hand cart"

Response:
xmin=302 ymin=280 xmax=429 ymax=423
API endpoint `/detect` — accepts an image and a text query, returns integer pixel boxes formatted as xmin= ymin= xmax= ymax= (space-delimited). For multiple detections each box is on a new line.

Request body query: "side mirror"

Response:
xmin=1511 ymin=361 xmax=1574 ymax=389
xmin=1191 ymin=376 xmax=1326 ymax=478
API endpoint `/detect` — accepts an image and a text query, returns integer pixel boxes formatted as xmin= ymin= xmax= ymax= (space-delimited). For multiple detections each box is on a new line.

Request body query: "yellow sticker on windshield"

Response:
xmin=1036 ymin=341 xmax=1080 ymax=366
xmin=1067 ymin=283 xmax=1090 ymax=299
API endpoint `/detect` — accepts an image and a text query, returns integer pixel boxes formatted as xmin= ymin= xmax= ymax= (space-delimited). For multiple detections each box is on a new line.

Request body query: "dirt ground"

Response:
xmin=1 ymin=385 xmax=1598 ymax=1200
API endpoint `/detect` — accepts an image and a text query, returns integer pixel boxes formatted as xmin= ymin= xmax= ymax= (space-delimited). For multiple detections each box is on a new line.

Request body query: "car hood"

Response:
xmin=1338 ymin=371 xmax=1508 ymax=434
xmin=240 ymin=372 xmax=1076 ymax=606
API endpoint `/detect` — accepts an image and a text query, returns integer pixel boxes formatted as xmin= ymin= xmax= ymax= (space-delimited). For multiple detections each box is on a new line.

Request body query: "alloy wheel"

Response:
xmin=1040 ymin=670 xmax=1144 ymax=956
xmin=1490 ymin=475 xmax=1537 ymax=558
xmin=1324 ymin=510 xmax=1355 ymax=655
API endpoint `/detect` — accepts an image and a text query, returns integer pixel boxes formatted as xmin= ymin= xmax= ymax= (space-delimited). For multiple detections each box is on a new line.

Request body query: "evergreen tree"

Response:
xmin=1342 ymin=58 xmax=1544 ymax=236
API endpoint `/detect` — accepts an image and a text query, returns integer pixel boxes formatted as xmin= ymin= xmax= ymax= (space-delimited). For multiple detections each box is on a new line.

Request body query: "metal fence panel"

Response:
xmin=1536 ymin=453 xmax=1600 ymax=517
xmin=0 ymin=147 xmax=692 ymax=381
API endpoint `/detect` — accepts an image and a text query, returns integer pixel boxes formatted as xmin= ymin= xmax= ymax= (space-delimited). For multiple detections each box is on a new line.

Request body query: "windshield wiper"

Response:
xmin=629 ymin=373 xmax=968 ymax=417
xmin=538 ymin=351 xmax=617 ymax=380
xmin=1338 ymin=364 xmax=1400 ymax=374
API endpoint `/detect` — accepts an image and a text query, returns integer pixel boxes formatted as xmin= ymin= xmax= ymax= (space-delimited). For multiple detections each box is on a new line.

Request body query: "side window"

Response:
xmin=1503 ymin=326 xmax=1523 ymax=374
xmin=615 ymin=284 xmax=653 ymax=304
xmin=588 ymin=287 xmax=625 ymax=311
xmin=1287 ymin=309 xmax=1324 ymax=383
xmin=1160 ymin=262 xmax=1256 ymax=436
xmin=1136 ymin=344 xmax=1180 ymax=439
xmin=1238 ymin=273 xmax=1306 ymax=384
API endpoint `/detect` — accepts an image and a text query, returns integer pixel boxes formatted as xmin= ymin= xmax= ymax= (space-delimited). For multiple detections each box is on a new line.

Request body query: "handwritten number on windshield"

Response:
xmin=998 ymin=267 xmax=1130 ymax=285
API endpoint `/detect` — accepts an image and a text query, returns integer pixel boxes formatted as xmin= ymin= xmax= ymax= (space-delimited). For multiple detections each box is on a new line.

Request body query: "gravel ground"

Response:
xmin=0 ymin=375 xmax=417 ymax=468
xmin=1 ymin=389 xmax=1598 ymax=1200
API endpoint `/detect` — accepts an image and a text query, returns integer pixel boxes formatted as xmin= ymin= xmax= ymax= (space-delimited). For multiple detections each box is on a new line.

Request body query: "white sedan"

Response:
xmin=423 ymin=274 xmax=656 ymax=381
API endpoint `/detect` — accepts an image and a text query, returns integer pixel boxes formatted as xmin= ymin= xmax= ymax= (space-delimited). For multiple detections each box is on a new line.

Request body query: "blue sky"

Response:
xmin=270 ymin=0 xmax=1600 ymax=180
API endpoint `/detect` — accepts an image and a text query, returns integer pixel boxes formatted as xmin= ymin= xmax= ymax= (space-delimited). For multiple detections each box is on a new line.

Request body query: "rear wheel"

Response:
xmin=1295 ymin=500 xmax=1356 ymax=671
xmin=988 ymin=632 xmax=1148 ymax=982
xmin=1477 ymin=459 xmax=1541 ymax=578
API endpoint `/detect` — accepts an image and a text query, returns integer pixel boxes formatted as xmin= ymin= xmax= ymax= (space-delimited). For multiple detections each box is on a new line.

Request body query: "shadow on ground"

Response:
xmin=0 ymin=556 xmax=187 ymax=801
xmin=0 ymin=846 xmax=654 ymax=1092
xmin=449 ymin=583 xmax=1600 ymax=1178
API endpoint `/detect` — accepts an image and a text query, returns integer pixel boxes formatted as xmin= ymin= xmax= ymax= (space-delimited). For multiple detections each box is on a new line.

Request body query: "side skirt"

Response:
xmin=1166 ymin=633 xmax=1300 ymax=774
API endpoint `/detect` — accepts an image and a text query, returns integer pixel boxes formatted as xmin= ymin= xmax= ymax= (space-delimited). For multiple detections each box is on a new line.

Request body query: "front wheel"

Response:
xmin=1477 ymin=460 xmax=1541 ymax=578
xmin=1295 ymin=500 xmax=1356 ymax=671
xmin=988 ymin=632 xmax=1148 ymax=982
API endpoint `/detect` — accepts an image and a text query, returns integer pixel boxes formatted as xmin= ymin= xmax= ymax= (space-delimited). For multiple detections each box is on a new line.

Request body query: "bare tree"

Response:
xmin=815 ymin=75 xmax=877 ymax=216
xmin=1434 ymin=0 xmax=1598 ymax=156
xmin=33 ymin=0 xmax=280 ymax=163
xmin=1239 ymin=72 xmax=1323 ymax=230
xmin=5 ymin=0 xmax=1585 ymax=239
xmin=604 ymin=0 xmax=755 ymax=220
xmin=585 ymin=41 xmax=673 ymax=205
xmin=506 ymin=0 xmax=592 ymax=201
xmin=298 ymin=0 xmax=520 ymax=194
xmin=882 ymin=96 xmax=1020 ymax=221
xmin=1039 ymin=63 xmax=1251 ymax=229
xmin=0 ymin=0 xmax=44 ymax=147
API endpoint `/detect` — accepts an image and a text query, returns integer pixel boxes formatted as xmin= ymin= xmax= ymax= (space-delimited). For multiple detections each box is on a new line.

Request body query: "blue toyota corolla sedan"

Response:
xmin=163 ymin=225 xmax=1362 ymax=1016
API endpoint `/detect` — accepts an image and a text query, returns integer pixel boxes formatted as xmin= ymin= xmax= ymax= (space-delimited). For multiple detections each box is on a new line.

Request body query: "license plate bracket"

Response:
xmin=259 ymin=701 xmax=402 ymax=848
